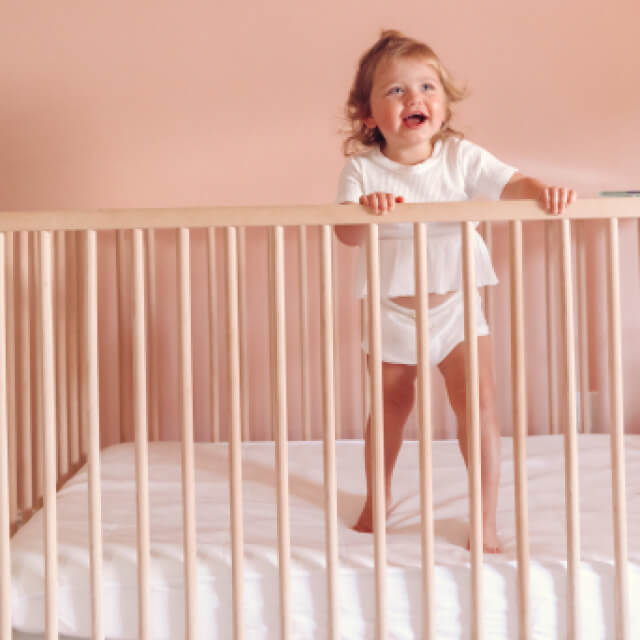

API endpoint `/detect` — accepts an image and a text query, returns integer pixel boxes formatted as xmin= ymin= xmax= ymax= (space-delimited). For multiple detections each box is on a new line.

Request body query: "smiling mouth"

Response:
xmin=403 ymin=113 xmax=428 ymax=128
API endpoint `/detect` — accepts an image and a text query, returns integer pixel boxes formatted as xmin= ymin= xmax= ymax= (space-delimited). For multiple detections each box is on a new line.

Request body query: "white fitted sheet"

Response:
xmin=10 ymin=434 xmax=640 ymax=639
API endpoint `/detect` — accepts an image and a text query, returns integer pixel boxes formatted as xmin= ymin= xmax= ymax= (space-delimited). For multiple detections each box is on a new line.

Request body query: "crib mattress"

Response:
xmin=10 ymin=434 xmax=640 ymax=639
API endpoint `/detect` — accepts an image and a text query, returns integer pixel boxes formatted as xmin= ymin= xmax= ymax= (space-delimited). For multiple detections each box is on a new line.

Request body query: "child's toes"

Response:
xmin=465 ymin=536 xmax=503 ymax=554
xmin=484 ymin=541 xmax=503 ymax=554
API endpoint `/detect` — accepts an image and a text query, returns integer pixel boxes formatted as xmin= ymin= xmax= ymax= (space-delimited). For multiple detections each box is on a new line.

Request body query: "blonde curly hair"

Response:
xmin=343 ymin=30 xmax=466 ymax=156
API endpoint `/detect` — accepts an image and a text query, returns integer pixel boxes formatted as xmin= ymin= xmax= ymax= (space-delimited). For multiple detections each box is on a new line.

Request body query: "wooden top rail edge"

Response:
xmin=0 ymin=198 xmax=638 ymax=232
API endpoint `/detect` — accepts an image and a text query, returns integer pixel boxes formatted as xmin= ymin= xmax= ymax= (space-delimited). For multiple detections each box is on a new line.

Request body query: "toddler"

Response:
xmin=335 ymin=30 xmax=576 ymax=552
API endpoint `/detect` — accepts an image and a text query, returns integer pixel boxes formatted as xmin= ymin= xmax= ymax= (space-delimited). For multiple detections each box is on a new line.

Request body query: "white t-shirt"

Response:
xmin=336 ymin=137 xmax=517 ymax=297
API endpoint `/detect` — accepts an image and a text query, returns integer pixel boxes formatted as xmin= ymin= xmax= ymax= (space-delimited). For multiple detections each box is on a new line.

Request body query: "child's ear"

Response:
xmin=364 ymin=116 xmax=377 ymax=129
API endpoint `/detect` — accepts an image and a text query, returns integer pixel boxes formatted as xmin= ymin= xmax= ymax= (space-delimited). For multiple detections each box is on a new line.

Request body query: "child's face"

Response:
xmin=365 ymin=55 xmax=447 ymax=162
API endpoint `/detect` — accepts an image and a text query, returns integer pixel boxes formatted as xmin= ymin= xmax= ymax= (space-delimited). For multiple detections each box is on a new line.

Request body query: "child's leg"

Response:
xmin=353 ymin=360 xmax=417 ymax=532
xmin=437 ymin=335 xmax=502 ymax=553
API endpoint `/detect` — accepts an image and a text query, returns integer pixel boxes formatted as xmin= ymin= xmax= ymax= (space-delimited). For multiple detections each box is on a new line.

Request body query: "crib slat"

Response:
xmin=509 ymin=220 xmax=531 ymax=639
xmin=76 ymin=232 xmax=88 ymax=462
xmin=19 ymin=231 xmax=32 ymax=514
xmin=332 ymin=233 xmax=342 ymax=440
xmin=116 ymin=230 xmax=129 ymax=443
xmin=559 ymin=218 xmax=581 ymax=639
xmin=360 ymin=298 xmax=368 ymax=439
xmin=67 ymin=232 xmax=80 ymax=468
xmin=40 ymin=231 xmax=58 ymax=640
xmin=462 ymin=221 xmax=483 ymax=640
xmin=481 ymin=221 xmax=493 ymax=327
xmin=6 ymin=232 xmax=17 ymax=527
xmin=298 ymin=225 xmax=311 ymax=440
xmin=0 ymin=233 xmax=12 ymax=640
xmin=638 ymin=218 xmax=640 ymax=280
xmin=55 ymin=232 xmax=69 ymax=478
xmin=32 ymin=233 xmax=44 ymax=504
xmin=320 ymin=225 xmax=340 ymax=639
xmin=268 ymin=231 xmax=276 ymax=442
xmin=606 ymin=217 xmax=629 ymax=639
xmin=225 ymin=227 xmax=245 ymax=640
xmin=576 ymin=221 xmax=591 ymax=433
xmin=237 ymin=227 xmax=251 ymax=441
xmin=413 ymin=222 xmax=435 ymax=640
xmin=366 ymin=223 xmax=387 ymax=640
xmin=271 ymin=225 xmax=292 ymax=639
xmin=145 ymin=229 xmax=160 ymax=442
xmin=86 ymin=230 xmax=105 ymax=640
xmin=178 ymin=228 xmax=198 ymax=639
xmin=133 ymin=229 xmax=151 ymax=640
xmin=545 ymin=224 xmax=559 ymax=435
xmin=207 ymin=228 xmax=221 ymax=443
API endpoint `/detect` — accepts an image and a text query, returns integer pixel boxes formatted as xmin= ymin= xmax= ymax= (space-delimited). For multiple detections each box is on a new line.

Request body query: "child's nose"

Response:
xmin=405 ymin=89 xmax=422 ymax=104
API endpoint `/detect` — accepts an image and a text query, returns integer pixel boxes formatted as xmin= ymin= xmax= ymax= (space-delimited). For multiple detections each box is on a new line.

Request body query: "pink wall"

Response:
xmin=2 ymin=2 xmax=640 ymax=441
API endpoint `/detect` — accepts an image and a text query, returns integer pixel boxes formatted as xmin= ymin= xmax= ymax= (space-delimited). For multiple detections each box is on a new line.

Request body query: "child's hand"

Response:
xmin=359 ymin=192 xmax=404 ymax=215
xmin=501 ymin=174 xmax=577 ymax=216
xmin=539 ymin=186 xmax=577 ymax=216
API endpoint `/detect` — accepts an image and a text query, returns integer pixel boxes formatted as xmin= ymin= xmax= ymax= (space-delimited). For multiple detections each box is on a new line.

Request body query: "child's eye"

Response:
xmin=422 ymin=83 xmax=436 ymax=91
xmin=387 ymin=87 xmax=403 ymax=95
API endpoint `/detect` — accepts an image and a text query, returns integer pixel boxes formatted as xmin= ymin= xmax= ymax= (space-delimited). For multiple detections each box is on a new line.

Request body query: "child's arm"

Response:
xmin=500 ymin=172 xmax=577 ymax=214
xmin=334 ymin=194 xmax=405 ymax=246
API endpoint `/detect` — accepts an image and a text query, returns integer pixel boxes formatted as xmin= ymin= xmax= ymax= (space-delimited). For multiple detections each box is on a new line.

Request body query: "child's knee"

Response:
xmin=386 ymin=385 xmax=415 ymax=413
xmin=381 ymin=364 xmax=416 ymax=411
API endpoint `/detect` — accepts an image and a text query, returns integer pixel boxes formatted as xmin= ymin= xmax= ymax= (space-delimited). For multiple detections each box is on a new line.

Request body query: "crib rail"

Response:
xmin=0 ymin=197 xmax=638 ymax=232
xmin=1 ymin=197 xmax=639 ymax=640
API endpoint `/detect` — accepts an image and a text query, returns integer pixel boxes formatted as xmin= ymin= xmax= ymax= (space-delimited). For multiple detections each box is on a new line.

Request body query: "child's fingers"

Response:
xmin=554 ymin=187 xmax=565 ymax=215
xmin=551 ymin=187 xmax=561 ymax=215
xmin=552 ymin=187 xmax=577 ymax=214
xmin=362 ymin=193 xmax=373 ymax=211
xmin=385 ymin=193 xmax=396 ymax=210
xmin=359 ymin=194 xmax=377 ymax=213
xmin=376 ymin=192 xmax=395 ymax=213
xmin=544 ymin=186 xmax=574 ymax=215
xmin=542 ymin=187 xmax=559 ymax=215
xmin=359 ymin=192 xmax=398 ymax=215
xmin=560 ymin=189 xmax=569 ymax=213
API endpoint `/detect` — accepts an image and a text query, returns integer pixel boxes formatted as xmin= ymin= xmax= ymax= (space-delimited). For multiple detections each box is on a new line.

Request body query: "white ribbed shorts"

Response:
xmin=362 ymin=291 xmax=489 ymax=366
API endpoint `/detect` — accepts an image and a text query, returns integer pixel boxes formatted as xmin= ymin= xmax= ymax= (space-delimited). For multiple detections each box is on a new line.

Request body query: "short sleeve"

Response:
xmin=336 ymin=157 xmax=364 ymax=203
xmin=460 ymin=140 xmax=517 ymax=200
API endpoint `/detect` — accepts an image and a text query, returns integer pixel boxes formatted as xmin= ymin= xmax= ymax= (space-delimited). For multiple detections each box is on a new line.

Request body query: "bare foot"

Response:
xmin=466 ymin=528 xmax=502 ymax=554
xmin=353 ymin=495 xmax=392 ymax=533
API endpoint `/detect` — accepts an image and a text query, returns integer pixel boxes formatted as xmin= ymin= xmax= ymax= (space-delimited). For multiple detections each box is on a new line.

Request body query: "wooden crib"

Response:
xmin=1 ymin=198 xmax=639 ymax=639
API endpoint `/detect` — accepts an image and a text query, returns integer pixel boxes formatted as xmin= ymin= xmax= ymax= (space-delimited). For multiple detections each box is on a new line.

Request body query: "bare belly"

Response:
xmin=391 ymin=291 xmax=456 ymax=310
